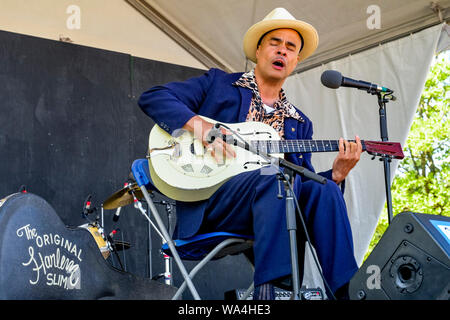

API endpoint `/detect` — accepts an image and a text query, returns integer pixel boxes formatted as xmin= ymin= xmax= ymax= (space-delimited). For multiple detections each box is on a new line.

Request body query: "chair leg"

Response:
xmin=172 ymin=238 xmax=245 ymax=300
xmin=239 ymin=254 xmax=255 ymax=300
xmin=139 ymin=185 xmax=201 ymax=300
xmin=239 ymin=282 xmax=254 ymax=300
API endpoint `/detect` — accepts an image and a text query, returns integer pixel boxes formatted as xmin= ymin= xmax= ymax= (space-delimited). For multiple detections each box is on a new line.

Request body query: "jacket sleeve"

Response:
xmin=138 ymin=68 xmax=218 ymax=135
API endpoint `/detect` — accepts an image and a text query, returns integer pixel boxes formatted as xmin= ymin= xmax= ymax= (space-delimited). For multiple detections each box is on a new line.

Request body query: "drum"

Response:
xmin=78 ymin=223 xmax=110 ymax=259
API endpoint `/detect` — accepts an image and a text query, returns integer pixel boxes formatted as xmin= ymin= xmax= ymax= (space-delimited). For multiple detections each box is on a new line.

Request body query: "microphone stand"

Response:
xmin=217 ymin=129 xmax=327 ymax=300
xmin=321 ymin=70 xmax=397 ymax=225
xmin=276 ymin=158 xmax=327 ymax=300
xmin=372 ymin=90 xmax=396 ymax=224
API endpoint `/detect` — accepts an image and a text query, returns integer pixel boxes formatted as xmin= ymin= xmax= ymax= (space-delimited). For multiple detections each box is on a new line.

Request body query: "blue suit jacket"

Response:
xmin=138 ymin=68 xmax=336 ymax=238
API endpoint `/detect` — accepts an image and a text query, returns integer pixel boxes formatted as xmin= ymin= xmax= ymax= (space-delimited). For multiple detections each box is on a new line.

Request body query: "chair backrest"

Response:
xmin=131 ymin=159 xmax=152 ymax=188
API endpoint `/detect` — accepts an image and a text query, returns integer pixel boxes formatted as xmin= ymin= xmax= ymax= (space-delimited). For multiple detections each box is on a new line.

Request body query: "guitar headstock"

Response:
xmin=364 ymin=141 xmax=404 ymax=159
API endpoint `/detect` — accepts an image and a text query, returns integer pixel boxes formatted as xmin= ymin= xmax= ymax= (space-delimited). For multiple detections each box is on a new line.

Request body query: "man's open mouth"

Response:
xmin=272 ymin=59 xmax=285 ymax=69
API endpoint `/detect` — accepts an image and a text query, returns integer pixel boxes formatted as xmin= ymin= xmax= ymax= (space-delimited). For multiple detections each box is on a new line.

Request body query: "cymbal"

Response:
xmin=103 ymin=183 xmax=143 ymax=210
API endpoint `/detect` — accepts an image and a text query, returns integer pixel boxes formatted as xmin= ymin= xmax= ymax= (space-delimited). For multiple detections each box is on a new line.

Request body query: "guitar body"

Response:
xmin=148 ymin=116 xmax=282 ymax=202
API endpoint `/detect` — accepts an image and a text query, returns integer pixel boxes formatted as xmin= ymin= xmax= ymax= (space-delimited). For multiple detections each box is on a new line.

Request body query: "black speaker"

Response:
xmin=349 ymin=211 xmax=450 ymax=300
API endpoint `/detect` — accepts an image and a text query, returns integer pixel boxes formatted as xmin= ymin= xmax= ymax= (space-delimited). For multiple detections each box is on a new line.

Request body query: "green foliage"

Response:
xmin=365 ymin=51 xmax=450 ymax=260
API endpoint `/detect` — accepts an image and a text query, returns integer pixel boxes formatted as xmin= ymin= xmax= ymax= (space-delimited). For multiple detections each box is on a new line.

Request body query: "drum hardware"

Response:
xmin=82 ymin=194 xmax=96 ymax=216
xmin=128 ymin=188 xmax=176 ymax=285
xmin=131 ymin=190 xmax=161 ymax=280
xmin=78 ymin=223 xmax=111 ymax=259
xmin=145 ymin=199 xmax=175 ymax=285
xmin=102 ymin=179 xmax=176 ymax=285
xmin=106 ymin=230 xmax=132 ymax=272
xmin=81 ymin=194 xmax=101 ymax=226
xmin=100 ymin=205 xmax=104 ymax=235
xmin=81 ymin=194 xmax=103 ymax=240
xmin=132 ymin=193 xmax=165 ymax=240
xmin=151 ymin=253 xmax=172 ymax=285
xmin=110 ymin=239 xmax=131 ymax=251
xmin=80 ymin=194 xmax=131 ymax=270
xmin=107 ymin=229 xmax=125 ymax=271
xmin=115 ymin=235 xmax=131 ymax=272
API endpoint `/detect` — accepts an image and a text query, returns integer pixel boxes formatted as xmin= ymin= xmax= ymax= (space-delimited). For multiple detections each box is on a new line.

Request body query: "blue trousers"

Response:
xmin=197 ymin=168 xmax=358 ymax=293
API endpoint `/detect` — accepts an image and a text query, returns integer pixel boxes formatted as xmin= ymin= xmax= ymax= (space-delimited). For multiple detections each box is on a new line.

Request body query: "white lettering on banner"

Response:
xmin=16 ymin=224 xmax=82 ymax=290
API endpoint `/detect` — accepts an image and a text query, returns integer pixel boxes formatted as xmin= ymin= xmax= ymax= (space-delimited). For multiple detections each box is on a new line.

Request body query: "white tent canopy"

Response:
xmin=127 ymin=0 xmax=449 ymax=72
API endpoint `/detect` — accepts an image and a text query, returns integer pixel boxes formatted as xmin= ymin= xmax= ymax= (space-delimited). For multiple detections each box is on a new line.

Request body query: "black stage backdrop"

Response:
xmin=0 ymin=30 xmax=253 ymax=299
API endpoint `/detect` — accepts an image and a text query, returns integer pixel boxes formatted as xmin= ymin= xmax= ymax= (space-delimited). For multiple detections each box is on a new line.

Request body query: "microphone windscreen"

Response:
xmin=321 ymin=70 xmax=343 ymax=89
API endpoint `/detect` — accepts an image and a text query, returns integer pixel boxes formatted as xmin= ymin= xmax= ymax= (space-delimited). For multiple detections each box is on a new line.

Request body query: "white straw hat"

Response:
xmin=243 ymin=8 xmax=319 ymax=63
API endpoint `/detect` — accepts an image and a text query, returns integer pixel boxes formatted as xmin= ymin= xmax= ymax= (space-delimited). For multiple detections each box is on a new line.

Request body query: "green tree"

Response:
xmin=366 ymin=51 xmax=450 ymax=260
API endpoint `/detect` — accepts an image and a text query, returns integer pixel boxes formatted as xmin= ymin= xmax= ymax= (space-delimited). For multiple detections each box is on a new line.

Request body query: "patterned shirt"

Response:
xmin=233 ymin=69 xmax=304 ymax=139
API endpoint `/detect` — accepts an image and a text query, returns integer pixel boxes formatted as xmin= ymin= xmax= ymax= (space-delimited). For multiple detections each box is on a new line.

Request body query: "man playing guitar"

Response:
xmin=138 ymin=8 xmax=362 ymax=300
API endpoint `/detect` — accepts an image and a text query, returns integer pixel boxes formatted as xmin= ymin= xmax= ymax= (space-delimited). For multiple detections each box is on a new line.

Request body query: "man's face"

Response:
xmin=254 ymin=28 xmax=302 ymax=83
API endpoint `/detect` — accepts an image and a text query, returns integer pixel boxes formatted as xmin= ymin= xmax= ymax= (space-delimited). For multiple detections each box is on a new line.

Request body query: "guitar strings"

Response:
xmin=251 ymin=140 xmax=366 ymax=154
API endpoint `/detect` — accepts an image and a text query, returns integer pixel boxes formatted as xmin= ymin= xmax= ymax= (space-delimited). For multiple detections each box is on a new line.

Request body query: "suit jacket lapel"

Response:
xmin=237 ymin=86 xmax=252 ymax=122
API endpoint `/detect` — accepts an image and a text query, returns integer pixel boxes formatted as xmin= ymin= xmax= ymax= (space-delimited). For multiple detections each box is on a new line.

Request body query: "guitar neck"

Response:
xmin=251 ymin=139 xmax=367 ymax=154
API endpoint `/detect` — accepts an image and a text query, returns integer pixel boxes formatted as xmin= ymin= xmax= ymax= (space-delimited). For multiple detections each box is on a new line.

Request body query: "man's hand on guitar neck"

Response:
xmin=331 ymin=136 xmax=363 ymax=184
xmin=182 ymin=115 xmax=236 ymax=164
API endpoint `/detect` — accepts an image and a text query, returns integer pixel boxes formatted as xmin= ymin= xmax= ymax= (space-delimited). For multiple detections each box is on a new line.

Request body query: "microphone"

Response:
xmin=321 ymin=70 xmax=394 ymax=95
xmin=108 ymin=228 xmax=119 ymax=241
xmin=82 ymin=194 xmax=97 ymax=218
xmin=113 ymin=206 xmax=122 ymax=222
